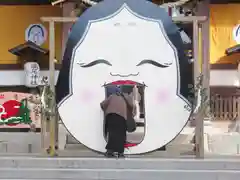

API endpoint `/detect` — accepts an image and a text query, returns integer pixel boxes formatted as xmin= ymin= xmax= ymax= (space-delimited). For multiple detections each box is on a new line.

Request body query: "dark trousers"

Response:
xmin=105 ymin=113 xmax=126 ymax=153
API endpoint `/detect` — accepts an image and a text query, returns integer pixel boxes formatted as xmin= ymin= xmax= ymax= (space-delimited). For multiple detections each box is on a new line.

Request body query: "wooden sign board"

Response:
xmin=0 ymin=92 xmax=41 ymax=128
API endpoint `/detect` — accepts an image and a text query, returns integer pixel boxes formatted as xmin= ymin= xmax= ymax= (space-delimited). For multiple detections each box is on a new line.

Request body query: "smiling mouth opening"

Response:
xmin=104 ymin=80 xmax=145 ymax=148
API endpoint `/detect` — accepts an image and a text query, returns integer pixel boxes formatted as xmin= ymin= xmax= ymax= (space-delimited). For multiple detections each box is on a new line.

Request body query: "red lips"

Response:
xmin=111 ymin=80 xmax=137 ymax=85
xmin=124 ymin=143 xmax=137 ymax=148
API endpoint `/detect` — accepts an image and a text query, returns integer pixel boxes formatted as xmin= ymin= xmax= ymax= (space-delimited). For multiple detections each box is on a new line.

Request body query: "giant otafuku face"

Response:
xmin=56 ymin=0 xmax=193 ymax=154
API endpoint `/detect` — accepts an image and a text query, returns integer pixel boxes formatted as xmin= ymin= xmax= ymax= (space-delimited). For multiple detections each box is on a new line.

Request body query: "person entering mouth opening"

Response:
xmin=100 ymin=85 xmax=136 ymax=158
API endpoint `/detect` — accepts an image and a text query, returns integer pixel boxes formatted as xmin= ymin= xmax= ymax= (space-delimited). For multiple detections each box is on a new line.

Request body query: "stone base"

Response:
xmin=2 ymin=121 xmax=240 ymax=156
xmin=0 ymin=132 xmax=41 ymax=153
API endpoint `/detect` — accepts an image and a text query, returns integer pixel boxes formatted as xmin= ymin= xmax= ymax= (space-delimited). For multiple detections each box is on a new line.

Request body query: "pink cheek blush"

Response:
xmin=80 ymin=90 xmax=94 ymax=102
xmin=157 ymin=89 xmax=171 ymax=103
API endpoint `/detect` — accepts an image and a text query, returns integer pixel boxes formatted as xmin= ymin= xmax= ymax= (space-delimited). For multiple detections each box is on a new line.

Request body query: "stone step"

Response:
xmin=66 ymin=128 xmax=194 ymax=145
xmin=0 ymin=157 xmax=240 ymax=170
xmin=0 ymin=168 xmax=238 ymax=180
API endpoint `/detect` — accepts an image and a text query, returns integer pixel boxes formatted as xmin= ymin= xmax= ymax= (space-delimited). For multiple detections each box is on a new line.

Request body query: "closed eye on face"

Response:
xmin=77 ymin=59 xmax=112 ymax=68
xmin=136 ymin=59 xmax=172 ymax=68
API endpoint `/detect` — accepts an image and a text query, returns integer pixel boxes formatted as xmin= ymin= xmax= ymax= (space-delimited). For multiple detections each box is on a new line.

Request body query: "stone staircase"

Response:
xmin=0 ymin=157 xmax=240 ymax=179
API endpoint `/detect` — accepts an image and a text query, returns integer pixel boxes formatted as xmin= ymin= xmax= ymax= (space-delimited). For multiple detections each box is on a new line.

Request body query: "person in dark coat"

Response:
xmin=100 ymin=86 xmax=135 ymax=158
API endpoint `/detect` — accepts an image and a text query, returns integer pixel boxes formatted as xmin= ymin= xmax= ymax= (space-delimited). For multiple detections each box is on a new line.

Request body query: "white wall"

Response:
xmin=0 ymin=70 xmax=59 ymax=86
xmin=210 ymin=70 xmax=238 ymax=86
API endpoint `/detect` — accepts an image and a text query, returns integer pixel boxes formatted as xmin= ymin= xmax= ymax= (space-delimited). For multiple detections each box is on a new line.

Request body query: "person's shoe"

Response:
xmin=104 ymin=150 xmax=114 ymax=158
xmin=116 ymin=153 xmax=125 ymax=158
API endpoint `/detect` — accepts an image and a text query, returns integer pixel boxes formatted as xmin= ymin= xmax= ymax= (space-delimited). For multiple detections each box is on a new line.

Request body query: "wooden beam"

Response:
xmin=173 ymin=16 xmax=207 ymax=23
xmin=51 ymin=0 xmax=66 ymax=6
xmin=41 ymin=17 xmax=78 ymax=22
xmin=41 ymin=16 xmax=207 ymax=23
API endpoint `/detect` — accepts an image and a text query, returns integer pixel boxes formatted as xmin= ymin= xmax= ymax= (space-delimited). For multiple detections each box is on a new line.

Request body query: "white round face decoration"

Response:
xmin=56 ymin=0 xmax=193 ymax=154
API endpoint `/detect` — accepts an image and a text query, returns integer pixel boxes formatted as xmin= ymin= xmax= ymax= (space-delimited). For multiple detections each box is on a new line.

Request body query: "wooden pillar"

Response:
xmin=202 ymin=22 xmax=210 ymax=118
xmin=237 ymin=63 xmax=240 ymax=121
xmin=193 ymin=20 xmax=204 ymax=159
xmin=41 ymin=98 xmax=46 ymax=151
xmin=49 ymin=20 xmax=57 ymax=156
